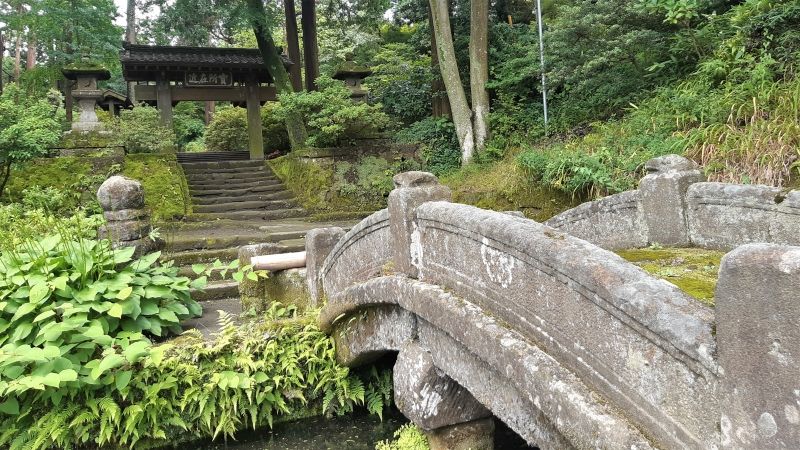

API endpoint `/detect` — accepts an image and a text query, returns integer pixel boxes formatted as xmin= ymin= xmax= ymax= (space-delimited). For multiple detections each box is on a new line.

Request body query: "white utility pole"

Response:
xmin=535 ymin=0 xmax=548 ymax=133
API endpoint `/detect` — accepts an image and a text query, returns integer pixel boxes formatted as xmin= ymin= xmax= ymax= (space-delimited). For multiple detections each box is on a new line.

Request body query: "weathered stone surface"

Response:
xmin=639 ymin=155 xmax=704 ymax=246
xmin=387 ymin=172 xmax=451 ymax=278
xmin=238 ymin=243 xmax=282 ymax=311
xmin=113 ymin=237 xmax=163 ymax=258
xmin=413 ymin=202 xmax=717 ymax=448
xmin=264 ymin=268 xmax=308 ymax=310
xmin=98 ymin=220 xmax=150 ymax=242
xmin=644 ymin=154 xmax=699 ymax=173
xmin=305 ymin=227 xmax=346 ymax=307
xmin=97 ymin=176 xmax=145 ymax=211
xmin=426 ymin=418 xmax=495 ymax=450
xmin=716 ymin=244 xmax=800 ymax=448
xmin=321 ymin=209 xmax=391 ymax=296
xmin=544 ymin=190 xmax=647 ymax=249
xmin=331 ymin=305 xmax=416 ymax=366
xmin=103 ymin=208 xmax=147 ymax=222
xmin=687 ymin=182 xmax=800 ymax=249
xmin=394 ymin=342 xmax=490 ymax=430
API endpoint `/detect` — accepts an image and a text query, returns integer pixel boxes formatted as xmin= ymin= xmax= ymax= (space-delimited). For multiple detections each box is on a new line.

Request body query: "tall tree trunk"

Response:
xmin=284 ymin=0 xmax=302 ymax=92
xmin=469 ymin=0 xmax=489 ymax=152
xmin=247 ymin=0 xmax=307 ymax=148
xmin=26 ymin=34 xmax=35 ymax=69
xmin=0 ymin=30 xmax=5 ymax=94
xmin=13 ymin=31 xmax=22 ymax=81
xmin=300 ymin=0 xmax=319 ymax=91
xmin=429 ymin=0 xmax=475 ymax=164
xmin=126 ymin=0 xmax=137 ymax=103
xmin=429 ymin=4 xmax=451 ymax=119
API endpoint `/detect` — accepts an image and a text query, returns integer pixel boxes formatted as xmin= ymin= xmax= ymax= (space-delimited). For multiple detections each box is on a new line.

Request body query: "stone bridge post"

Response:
xmin=386 ymin=172 xmax=496 ymax=448
xmin=639 ymin=154 xmax=704 ymax=246
xmin=716 ymin=244 xmax=800 ymax=448
xmin=387 ymin=171 xmax=451 ymax=278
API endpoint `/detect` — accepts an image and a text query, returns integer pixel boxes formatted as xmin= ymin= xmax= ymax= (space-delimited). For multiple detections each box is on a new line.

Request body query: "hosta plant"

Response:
xmin=0 ymin=234 xmax=203 ymax=413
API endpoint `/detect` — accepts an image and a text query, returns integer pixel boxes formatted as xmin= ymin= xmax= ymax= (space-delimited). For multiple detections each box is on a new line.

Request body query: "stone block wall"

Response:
xmin=316 ymin=168 xmax=800 ymax=449
xmin=545 ymin=154 xmax=800 ymax=251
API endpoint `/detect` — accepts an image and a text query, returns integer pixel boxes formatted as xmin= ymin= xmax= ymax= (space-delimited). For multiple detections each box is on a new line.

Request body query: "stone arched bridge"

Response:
xmin=304 ymin=157 xmax=800 ymax=449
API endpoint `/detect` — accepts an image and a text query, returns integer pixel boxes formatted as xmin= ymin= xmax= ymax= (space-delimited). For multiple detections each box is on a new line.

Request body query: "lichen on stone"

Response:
xmin=616 ymin=247 xmax=725 ymax=306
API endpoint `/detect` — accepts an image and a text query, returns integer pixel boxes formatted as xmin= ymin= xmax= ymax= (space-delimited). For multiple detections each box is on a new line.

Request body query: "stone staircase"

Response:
xmin=178 ymin=153 xmax=307 ymax=222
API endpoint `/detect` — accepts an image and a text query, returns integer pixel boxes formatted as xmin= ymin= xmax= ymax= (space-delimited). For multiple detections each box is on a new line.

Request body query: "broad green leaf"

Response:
xmin=130 ymin=252 xmax=161 ymax=271
xmin=42 ymin=372 xmax=61 ymax=388
xmin=115 ymin=370 xmax=133 ymax=391
xmin=0 ymin=398 xmax=19 ymax=415
xmin=90 ymin=354 xmax=126 ymax=380
xmin=28 ymin=283 xmax=50 ymax=304
xmin=11 ymin=303 xmax=37 ymax=322
xmin=158 ymin=310 xmax=178 ymax=323
xmin=191 ymin=264 xmax=206 ymax=275
xmin=33 ymin=310 xmax=55 ymax=323
xmin=116 ymin=286 xmax=133 ymax=300
xmin=113 ymin=246 xmax=136 ymax=265
xmin=190 ymin=276 xmax=207 ymax=290
xmin=123 ymin=341 xmax=150 ymax=363
xmin=58 ymin=369 xmax=78 ymax=382
xmin=108 ymin=303 xmax=123 ymax=319
xmin=140 ymin=299 xmax=159 ymax=316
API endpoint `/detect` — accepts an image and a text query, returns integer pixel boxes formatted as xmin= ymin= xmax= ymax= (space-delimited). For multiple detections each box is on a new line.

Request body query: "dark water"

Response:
xmin=181 ymin=410 xmax=533 ymax=450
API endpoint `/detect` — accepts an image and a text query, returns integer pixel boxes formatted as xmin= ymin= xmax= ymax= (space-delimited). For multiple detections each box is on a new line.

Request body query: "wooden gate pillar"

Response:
xmin=156 ymin=74 xmax=173 ymax=126
xmin=246 ymin=79 xmax=265 ymax=160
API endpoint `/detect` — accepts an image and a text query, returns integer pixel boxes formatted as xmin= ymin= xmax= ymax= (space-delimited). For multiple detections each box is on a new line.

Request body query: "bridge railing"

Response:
xmin=311 ymin=160 xmax=800 ymax=449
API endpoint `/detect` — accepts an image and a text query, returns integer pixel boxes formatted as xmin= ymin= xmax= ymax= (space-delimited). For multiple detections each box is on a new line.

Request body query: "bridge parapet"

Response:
xmin=313 ymin=159 xmax=800 ymax=449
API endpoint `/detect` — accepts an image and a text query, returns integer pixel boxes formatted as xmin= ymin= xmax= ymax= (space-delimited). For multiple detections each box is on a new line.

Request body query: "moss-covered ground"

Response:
xmin=122 ymin=153 xmax=192 ymax=221
xmin=615 ymin=247 xmax=725 ymax=306
xmin=442 ymin=151 xmax=578 ymax=222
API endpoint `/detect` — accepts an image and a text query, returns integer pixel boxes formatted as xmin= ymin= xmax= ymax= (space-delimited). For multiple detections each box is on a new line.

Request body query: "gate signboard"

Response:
xmin=185 ymin=71 xmax=233 ymax=87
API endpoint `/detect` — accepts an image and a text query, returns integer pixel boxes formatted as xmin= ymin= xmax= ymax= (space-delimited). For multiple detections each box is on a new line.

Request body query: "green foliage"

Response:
xmin=0 ymin=84 xmax=64 ymax=198
xmin=277 ymin=77 xmax=392 ymax=147
xmin=396 ymin=117 xmax=460 ymax=175
xmin=365 ymin=43 xmax=433 ymax=125
xmin=334 ymin=156 xmax=422 ymax=208
xmin=0 ymin=232 xmax=203 ymax=430
xmin=0 ymin=304 xmax=393 ymax=449
xmin=268 ymin=155 xmax=338 ymax=211
xmin=262 ymin=102 xmax=291 ymax=152
xmin=173 ymin=102 xmax=207 ymax=148
xmin=0 ymin=206 xmax=101 ymax=253
xmin=518 ymin=0 xmax=800 ymax=198
xmin=113 ymin=106 xmax=178 ymax=154
xmin=122 ymin=154 xmax=192 ymax=221
xmin=375 ymin=424 xmax=430 ymax=450
xmin=3 ymin=156 xmax=114 ymax=214
xmin=204 ymin=107 xmax=249 ymax=152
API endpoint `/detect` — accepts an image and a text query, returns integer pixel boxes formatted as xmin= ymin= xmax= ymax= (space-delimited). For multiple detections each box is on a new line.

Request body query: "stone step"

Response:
xmin=164 ymin=247 xmax=240 ymax=267
xmin=186 ymin=178 xmax=282 ymax=189
xmin=194 ymin=199 xmax=297 ymax=214
xmin=182 ymin=165 xmax=271 ymax=175
xmin=189 ymin=184 xmax=284 ymax=197
xmin=191 ymin=208 xmax=308 ymax=222
xmin=190 ymin=281 xmax=240 ymax=302
xmin=185 ymin=171 xmax=277 ymax=182
xmin=276 ymin=237 xmax=306 ymax=252
xmin=178 ymin=265 xmax=231 ymax=281
xmin=191 ymin=190 xmax=294 ymax=205
xmin=181 ymin=297 xmax=243 ymax=338
xmin=177 ymin=151 xmax=250 ymax=164
xmin=179 ymin=159 xmax=263 ymax=170
xmin=166 ymin=233 xmax=268 ymax=252
xmin=266 ymin=229 xmax=308 ymax=242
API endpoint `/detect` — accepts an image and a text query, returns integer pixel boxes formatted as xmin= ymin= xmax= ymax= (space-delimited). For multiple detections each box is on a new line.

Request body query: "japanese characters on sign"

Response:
xmin=185 ymin=71 xmax=233 ymax=87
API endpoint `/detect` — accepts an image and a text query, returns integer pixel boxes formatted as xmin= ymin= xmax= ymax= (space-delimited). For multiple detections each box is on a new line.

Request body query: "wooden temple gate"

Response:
xmin=120 ymin=44 xmax=294 ymax=159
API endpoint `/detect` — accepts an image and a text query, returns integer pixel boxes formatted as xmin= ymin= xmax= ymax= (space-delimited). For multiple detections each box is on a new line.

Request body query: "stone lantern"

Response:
xmin=332 ymin=55 xmax=372 ymax=101
xmin=62 ymin=62 xmax=112 ymax=132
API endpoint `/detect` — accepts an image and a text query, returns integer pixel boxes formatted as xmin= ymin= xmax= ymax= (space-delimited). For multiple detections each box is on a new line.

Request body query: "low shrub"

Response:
xmin=396 ymin=117 xmax=460 ymax=176
xmin=0 ymin=205 xmax=102 ymax=252
xmin=204 ymin=107 xmax=248 ymax=152
xmin=113 ymin=106 xmax=178 ymax=154
xmin=1 ymin=302 xmax=393 ymax=449
xmin=173 ymin=102 xmax=206 ymax=148
xmin=277 ymin=77 xmax=392 ymax=147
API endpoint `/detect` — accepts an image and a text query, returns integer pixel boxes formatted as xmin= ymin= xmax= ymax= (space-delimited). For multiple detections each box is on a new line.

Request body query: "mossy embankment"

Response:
xmin=616 ymin=247 xmax=725 ymax=306
xmin=4 ymin=153 xmax=192 ymax=221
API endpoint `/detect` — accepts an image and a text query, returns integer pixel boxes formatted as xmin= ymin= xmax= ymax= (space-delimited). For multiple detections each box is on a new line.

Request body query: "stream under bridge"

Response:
xmin=306 ymin=158 xmax=800 ymax=449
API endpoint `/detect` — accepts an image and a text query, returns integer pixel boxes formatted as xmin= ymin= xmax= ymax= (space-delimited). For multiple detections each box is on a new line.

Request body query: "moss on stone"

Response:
xmin=122 ymin=154 xmax=192 ymax=221
xmin=268 ymin=154 xmax=361 ymax=212
xmin=615 ymin=247 xmax=724 ymax=306
xmin=441 ymin=152 xmax=578 ymax=222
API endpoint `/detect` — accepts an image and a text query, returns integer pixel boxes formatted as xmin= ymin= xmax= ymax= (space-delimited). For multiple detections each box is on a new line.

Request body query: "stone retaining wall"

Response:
xmin=545 ymin=154 xmax=800 ymax=250
xmin=311 ymin=165 xmax=800 ymax=449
